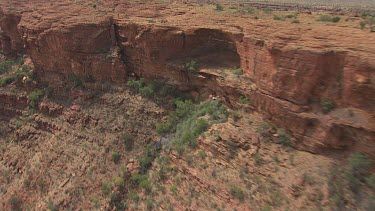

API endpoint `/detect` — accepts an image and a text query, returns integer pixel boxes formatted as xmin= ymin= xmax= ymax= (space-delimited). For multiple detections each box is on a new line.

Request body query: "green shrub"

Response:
xmin=131 ymin=173 xmax=148 ymax=185
xmin=246 ymin=6 xmax=254 ymax=13
xmin=171 ymin=100 xmax=228 ymax=153
xmin=285 ymin=14 xmax=295 ymax=19
xmin=366 ymin=174 xmax=375 ymax=191
xmin=109 ymin=192 xmax=126 ymax=210
xmin=277 ymin=128 xmax=294 ymax=147
xmin=332 ymin=16 xmax=341 ymax=23
xmin=239 ymin=96 xmax=250 ymax=104
xmin=140 ymin=179 xmax=152 ymax=193
xmin=198 ymin=150 xmax=207 ymax=159
xmin=138 ymin=145 xmax=160 ymax=173
xmin=28 ymin=89 xmax=45 ymax=109
xmin=156 ymin=122 xmax=173 ymax=135
xmin=8 ymin=195 xmax=23 ymax=211
xmin=111 ymin=152 xmax=120 ymax=164
xmin=292 ymin=19 xmax=300 ymax=24
xmin=127 ymin=78 xmax=145 ymax=91
xmin=228 ymin=6 xmax=237 ymax=10
xmin=318 ymin=15 xmax=340 ymax=23
xmin=346 ymin=153 xmax=373 ymax=192
xmin=101 ymin=182 xmax=112 ymax=196
xmin=139 ymin=86 xmax=154 ymax=97
xmin=185 ymin=60 xmax=198 ymax=72
xmin=127 ymin=190 xmax=139 ymax=203
xmin=122 ymin=134 xmax=134 ymax=151
xmin=193 ymin=118 xmax=209 ymax=136
xmin=170 ymin=185 xmax=178 ymax=194
xmin=229 ymin=185 xmax=245 ymax=201
xmin=254 ymin=153 xmax=262 ymax=165
xmin=0 ymin=76 xmax=16 ymax=87
xmin=68 ymin=74 xmax=83 ymax=88
xmin=360 ymin=21 xmax=366 ymax=29
xmin=321 ymin=100 xmax=335 ymax=114
xmin=319 ymin=14 xmax=333 ymax=22
xmin=0 ymin=60 xmax=14 ymax=74
xmin=273 ymin=15 xmax=285 ymax=21
xmin=215 ymin=4 xmax=223 ymax=11
xmin=263 ymin=8 xmax=272 ymax=14
xmin=232 ymin=68 xmax=243 ymax=75
xmin=113 ymin=177 xmax=125 ymax=187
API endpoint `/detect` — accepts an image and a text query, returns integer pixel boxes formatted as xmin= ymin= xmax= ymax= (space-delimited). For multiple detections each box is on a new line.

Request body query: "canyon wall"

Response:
xmin=0 ymin=8 xmax=374 ymax=156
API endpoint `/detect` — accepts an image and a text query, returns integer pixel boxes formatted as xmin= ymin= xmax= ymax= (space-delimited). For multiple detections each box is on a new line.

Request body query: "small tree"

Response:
xmin=111 ymin=152 xmax=120 ymax=164
xmin=215 ymin=4 xmax=223 ymax=11
xmin=360 ymin=21 xmax=366 ymax=30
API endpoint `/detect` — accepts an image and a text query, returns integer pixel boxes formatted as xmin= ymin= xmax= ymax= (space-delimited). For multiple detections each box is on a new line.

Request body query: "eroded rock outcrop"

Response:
xmin=0 ymin=0 xmax=374 ymax=156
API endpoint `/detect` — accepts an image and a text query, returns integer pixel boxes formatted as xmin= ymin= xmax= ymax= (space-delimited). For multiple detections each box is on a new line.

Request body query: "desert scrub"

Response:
xmin=0 ymin=60 xmax=14 ymax=74
xmin=122 ymin=134 xmax=134 ymax=151
xmin=346 ymin=152 xmax=373 ymax=192
xmin=111 ymin=152 xmax=120 ymax=164
xmin=101 ymin=182 xmax=112 ymax=196
xmin=131 ymin=173 xmax=152 ymax=193
xmin=321 ymin=100 xmax=335 ymax=114
xmin=0 ymin=76 xmax=16 ymax=87
xmin=239 ymin=96 xmax=250 ymax=104
xmin=68 ymin=73 xmax=83 ymax=88
xmin=184 ymin=60 xmax=198 ymax=72
xmin=318 ymin=15 xmax=340 ymax=23
xmin=277 ymin=128 xmax=294 ymax=147
xmin=28 ymin=89 xmax=45 ymax=109
xmin=231 ymin=67 xmax=243 ymax=75
xmin=273 ymin=15 xmax=285 ymax=21
xmin=246 ymin=6 xmax=254 ymax=14
xmin=263 ymin=8 xmax=272 ymax=14
xmin=360 ymin=21 xmax=366 ymax=29
xmin=8 ymin=195 xmax=23 ymax=211
xmin=254 ymin=153 xmax=263 ymax=165
xmin=215 ymin=4 xmax=223 ymax=11
xmin=127 ymin=78 xmax=155 ymax=97
xmin=157 ymin=99 xmax=228 ymax=154
xmin=292 ymin=19 xmax=300 ymax=24
xmin=229 ymin=185 xmax=245 ymax=201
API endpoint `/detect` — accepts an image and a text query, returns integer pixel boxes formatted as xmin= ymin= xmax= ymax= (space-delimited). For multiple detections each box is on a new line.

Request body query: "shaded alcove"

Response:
xmin=168 ymin=28 xmax=241 ymax=72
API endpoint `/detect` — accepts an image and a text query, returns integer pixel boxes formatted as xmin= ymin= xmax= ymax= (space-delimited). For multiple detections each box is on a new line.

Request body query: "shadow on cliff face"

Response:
xmin=167 ymin=28 xmax=241 ymax=70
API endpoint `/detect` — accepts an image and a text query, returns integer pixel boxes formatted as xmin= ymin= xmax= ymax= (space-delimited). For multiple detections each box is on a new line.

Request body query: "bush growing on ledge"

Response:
xmin=0 ymin=60 xmax=14 ymax=74
xmin=157 ymin=99 xmax=228 ymax=155
xmin=0 ymin=76 xmax=16 ymax=87
xmin=239 ymin=96 xmax=250 ymax=104
xmin=321 ymin=100 xmax=335 ymax=114
xmin=277 ymin=128 xmax=294 ymax=147
xmin=185 ymin=60 xmax=198 ymax=72
xmin=28 ymin=89 xmax=45 ymax=109
xmin=68 ymin=74 xmax=83 ymax=88
xmin=232 ymin=67 xmax=243 ymax=75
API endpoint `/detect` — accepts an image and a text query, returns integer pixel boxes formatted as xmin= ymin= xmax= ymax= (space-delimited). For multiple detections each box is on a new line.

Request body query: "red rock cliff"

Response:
xmin=0 ymin=1 xmax=374 ymax=156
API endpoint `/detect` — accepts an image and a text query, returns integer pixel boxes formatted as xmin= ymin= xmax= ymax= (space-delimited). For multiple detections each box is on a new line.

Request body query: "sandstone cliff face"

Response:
xmin=0 ymin=2 xmax=374 ymax=156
